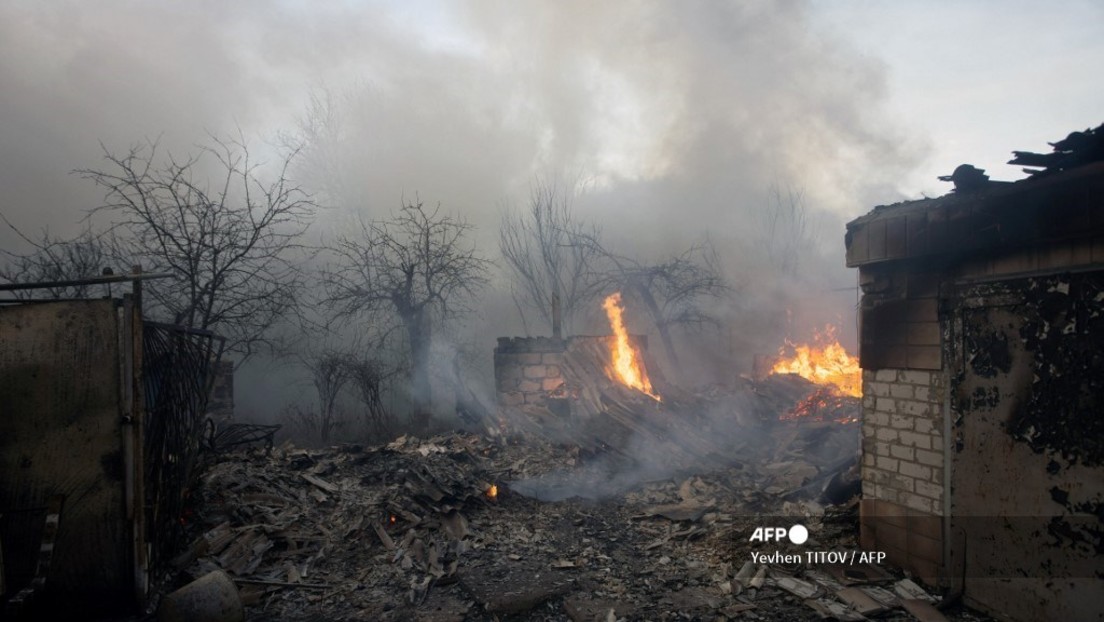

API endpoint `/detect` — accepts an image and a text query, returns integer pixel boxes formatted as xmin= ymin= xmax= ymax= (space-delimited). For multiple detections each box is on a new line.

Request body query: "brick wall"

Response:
xmin=861 ymin=368 xmax=946 ymax=513
xmin=860 ymin=367 xmax=946 ymax=583
xmin=493 ymin=337 xmax=566 ymax=407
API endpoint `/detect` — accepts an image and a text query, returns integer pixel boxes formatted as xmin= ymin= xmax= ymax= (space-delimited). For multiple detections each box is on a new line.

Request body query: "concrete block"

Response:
xmin=876 ymin=398 xmax=896 ymax=413
xmin=914 ymin=480 xmax=943 ymax=500
xmin=517 ymin=379 xmax=541 ymax=392
xmin=523 ymin=365 xmax=546 ymax=380
xmin=909 ymin=513 xmax=943 ymax=541
xmin=915 ymin=449 xmax=942 ymax=467
xmin=890 ymin=413 xmax=913 ymax=429
xmin=890 ymin=384 xmax=914 ymax=399
xmin=546 ymin=365 xmax=561 ymax=378
xmin=899 ymin=431 xmax=933 ymax=450
xmin=541 ymin=378 xmax=564 ymax=392
xmin=886 ymin=473 xmax=915 ymax=493
xmin=898 ymin=492 xmax=934 ymax=514
xmin=906 ymin=322 xmax=941 ymax=347
xmin=890 ymin=445 xmax=915 ymax=461
xmin=866 ymin=468 xmax=890 ymax=485
xmin=899 ymin=461 xmax=931 ymax=481
xmin=875 ymin=427 xmax=898 ymax=442
xmin=914 ymin=417 xmax=936 ymax=434
xmin=906 ymin=345 xmax=941 ymax=370
xmin=900 ymin=401 xmax=932 ymax=417
xmin=875 ymin=369 xmax=897 ymax=382
xmin=898 ymin=370 xmax=931 ymax=385
xmin=908 ymin=530 xmax=943 ymax=568
xmin=868 ymin=412 xmax=891 ymax=427
xmin=913 ymin=386 xmax=931 ymax=402
xmin=876 ymin=456 xmax=899 ymax=472
xmin=866 ymin=382 xmax=890 ymax=397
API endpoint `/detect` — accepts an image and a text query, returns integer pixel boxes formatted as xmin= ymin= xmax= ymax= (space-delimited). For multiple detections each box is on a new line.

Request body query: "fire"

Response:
xmin=779 ymin=387 xmax=860 ymax=424
xmin=486 ymin=484 xmax=498 ymax=500
xmin=602 ymin=293 xmax=661 ymax=401
xmin=770 ymin=325 xmax=861 ymax=397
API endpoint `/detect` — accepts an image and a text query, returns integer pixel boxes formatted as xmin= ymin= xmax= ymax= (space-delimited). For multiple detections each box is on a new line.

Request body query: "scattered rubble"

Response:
xmin=159 ymin=378 xmax=994 ymax=621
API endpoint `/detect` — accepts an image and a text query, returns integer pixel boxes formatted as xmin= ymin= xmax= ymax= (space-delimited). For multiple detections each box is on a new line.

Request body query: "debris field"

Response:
xmin=165 ymin=375 xmax=994 ymax=621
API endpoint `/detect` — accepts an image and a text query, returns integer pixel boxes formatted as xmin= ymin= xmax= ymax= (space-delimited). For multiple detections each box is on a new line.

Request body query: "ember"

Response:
xmin=486 ymin=483 xmax=498 ymax=500
xmin=780 ymin=386 xmax=860 ymax=424
xmin=601 ymin=292 xmax=661 ymax=401
xmin=770 ymin=324 xmax=861 ymax=398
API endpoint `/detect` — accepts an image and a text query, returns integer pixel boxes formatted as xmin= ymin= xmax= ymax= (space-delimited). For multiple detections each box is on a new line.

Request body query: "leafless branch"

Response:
xmin=321 ymin=199 xmax=491 ymax=412
xmin=75 ymin=134 xmax=317 ymax=362
xmin=499 ymin=177 xmax=605 ymax=334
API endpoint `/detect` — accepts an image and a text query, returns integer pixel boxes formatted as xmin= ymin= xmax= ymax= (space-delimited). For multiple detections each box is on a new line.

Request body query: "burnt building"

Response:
xmin=846 ymin=130 xmax=1104 ymax=620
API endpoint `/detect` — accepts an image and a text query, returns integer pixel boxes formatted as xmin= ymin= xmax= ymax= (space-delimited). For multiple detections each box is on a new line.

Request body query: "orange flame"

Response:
xmin=602 ymin=293 xmax=661 ymax=401
xmin=486 ymin=484 xmax=498 ymax=499
xmin=770 ymin=325 xmax=861 ymax=397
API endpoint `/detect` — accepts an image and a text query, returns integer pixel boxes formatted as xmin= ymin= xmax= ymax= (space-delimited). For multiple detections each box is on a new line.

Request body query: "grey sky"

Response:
xmin=0 ymin=0 xmax=1099 ymax=295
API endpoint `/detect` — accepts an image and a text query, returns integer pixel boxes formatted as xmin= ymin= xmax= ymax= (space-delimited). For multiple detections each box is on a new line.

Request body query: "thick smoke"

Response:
xmin=0 ymin=1 xmax=919 ymax=420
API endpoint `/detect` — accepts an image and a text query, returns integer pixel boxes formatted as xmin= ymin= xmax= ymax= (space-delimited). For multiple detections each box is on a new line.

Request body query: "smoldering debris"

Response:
xmin=160 ymin=405 xmax=991 ymax=620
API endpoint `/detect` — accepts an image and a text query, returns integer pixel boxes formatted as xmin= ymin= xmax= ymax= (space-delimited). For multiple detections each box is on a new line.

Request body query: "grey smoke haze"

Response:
xmin=0 ymin=1 xmax=926 ymax=419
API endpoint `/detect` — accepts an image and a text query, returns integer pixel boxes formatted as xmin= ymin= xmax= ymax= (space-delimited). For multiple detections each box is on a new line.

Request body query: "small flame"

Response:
xmin=770 ymin=324 xmax=861 ymax=398
xmin=486 ymin=484 xmax=498 ymax=499
xmin=602 ymin=293 xmax=661 ymax=401
xmin=389 ymin=515 xmax=397 ymax=525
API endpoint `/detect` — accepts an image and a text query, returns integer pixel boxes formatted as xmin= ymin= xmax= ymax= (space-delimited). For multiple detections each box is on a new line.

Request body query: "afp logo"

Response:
xmin=749 ymin=524 xmax=808 ymax=545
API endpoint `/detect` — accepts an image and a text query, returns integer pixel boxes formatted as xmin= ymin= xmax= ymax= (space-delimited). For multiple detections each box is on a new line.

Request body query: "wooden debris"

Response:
xmin=638 ymin=499 xmax=715 ymax=522
xmin=901 ymin=598 xmax=951 ymax=622
xmin=232 ymin=577 xmax=331 ymax=590
xmin=162 ymin=394 xmax=983 ymax=622
xmin=774 ymin=575 xmax=820 ymax=599
xmin=837 ymin=586 xmax=890 ymax=616
xmin=894 ymin=578 xmax=939 ymax=603
xmin=804 ymin=596 xmax=868 ymax=620
xmin=301 ymin=473 xmax=340 ymax=494
xmin=562 ymin=595 xmax=636 ymax=622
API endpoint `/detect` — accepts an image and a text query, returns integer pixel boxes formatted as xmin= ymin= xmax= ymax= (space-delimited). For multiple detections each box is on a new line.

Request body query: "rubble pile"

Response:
xmin=163 ymin=391 xmax=992 ymax=621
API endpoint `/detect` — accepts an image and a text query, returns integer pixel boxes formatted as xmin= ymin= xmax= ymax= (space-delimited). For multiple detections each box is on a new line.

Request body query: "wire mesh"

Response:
xmin=142 ymin=321 xmax=225 ymax=574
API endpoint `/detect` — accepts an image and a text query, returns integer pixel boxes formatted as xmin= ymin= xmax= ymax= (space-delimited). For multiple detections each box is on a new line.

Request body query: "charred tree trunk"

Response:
xmin=405 ymin=309 xmax=433 ymax=414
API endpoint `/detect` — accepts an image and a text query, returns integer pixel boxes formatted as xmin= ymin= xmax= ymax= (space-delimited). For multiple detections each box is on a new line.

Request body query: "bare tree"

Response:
xmin=759 ymin=185 xmax=814 ymax=276
xmin=281 ymin=88 xmax=349 ymax=206
xmin=499 ymin=178 xmax=603 ymax=334
xmin=305 ymin=350 xmax=354 ymax=443
xmin=76 ymin=134 xmax=316 ymax=361
xmin=578 ymin=233 xmax=730 ymax=370
xmin=0 ymin=219 xmax=112 ymax=298
xmin=346 ymin=355 xmax=393 ymax=437
xmin=321 ymin=200 xmax=491 ymax=414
